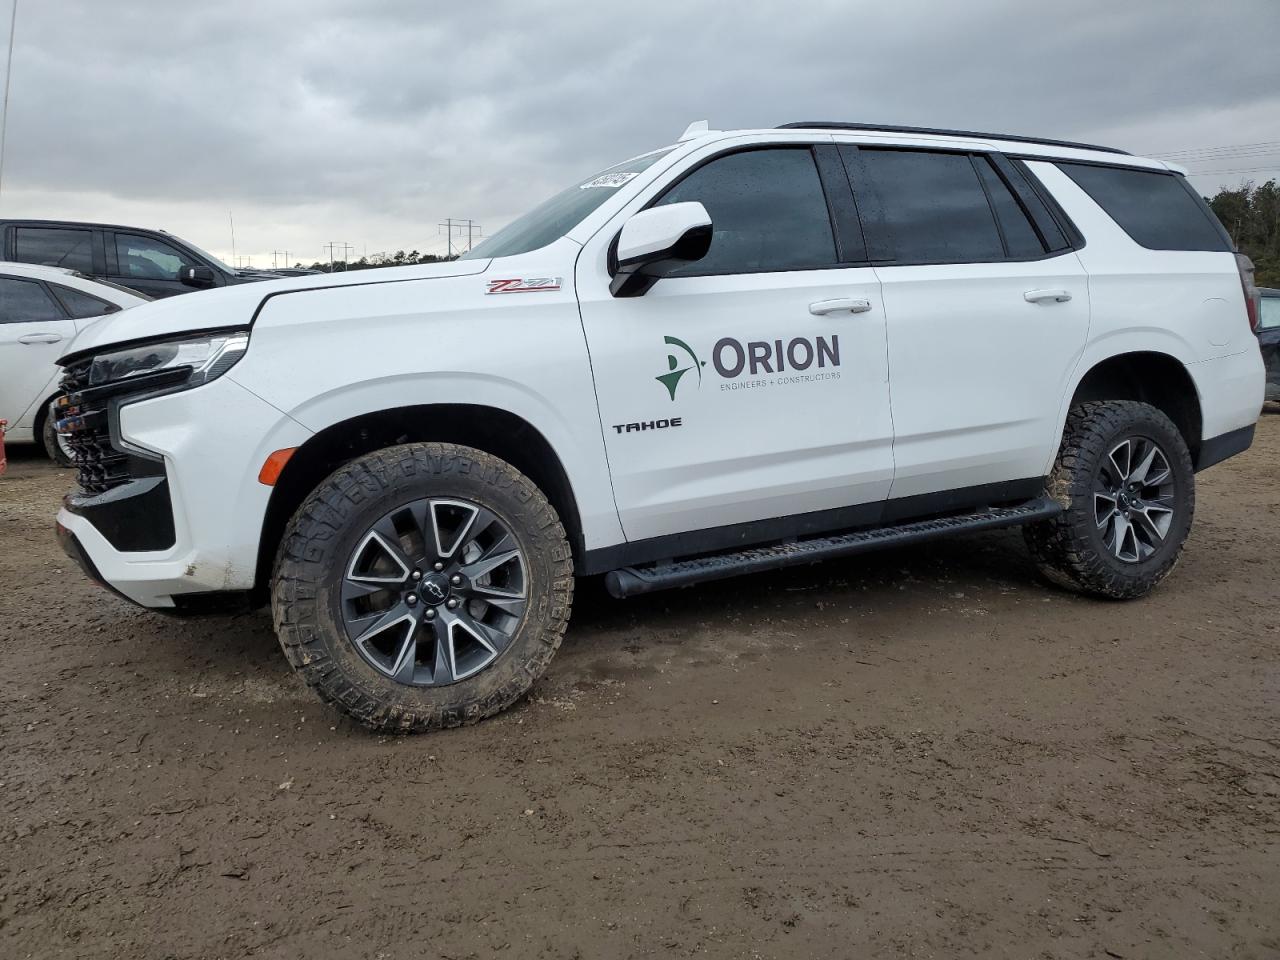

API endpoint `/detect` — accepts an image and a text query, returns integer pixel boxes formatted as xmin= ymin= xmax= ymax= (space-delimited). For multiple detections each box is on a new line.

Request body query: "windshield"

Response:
xmin=462 ymin=148 xmax=675 ymax=260
xmin=174 ymin=236 xmax=236 ymax=274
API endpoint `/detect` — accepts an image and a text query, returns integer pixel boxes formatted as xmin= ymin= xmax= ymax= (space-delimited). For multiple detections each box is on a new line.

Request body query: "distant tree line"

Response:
xmin=296 ymin=249 xmax=460 ymax=272
xmin=1207 ymin=180 xmax=1279 ymax=287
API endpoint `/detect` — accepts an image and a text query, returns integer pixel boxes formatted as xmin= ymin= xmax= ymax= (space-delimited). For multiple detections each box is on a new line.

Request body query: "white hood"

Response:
xmin=61 ymin=259 xmax=490 ymax=361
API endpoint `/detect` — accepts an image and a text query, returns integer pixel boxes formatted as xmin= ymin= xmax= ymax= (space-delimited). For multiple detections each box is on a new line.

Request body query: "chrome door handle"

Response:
xmin=17 ymin=333 xmax=63 ymax=344
xmin=809 ymin=298 xmax=872 ymax=316
xmin=1023 ymin=289 xmax=1072 ymax=304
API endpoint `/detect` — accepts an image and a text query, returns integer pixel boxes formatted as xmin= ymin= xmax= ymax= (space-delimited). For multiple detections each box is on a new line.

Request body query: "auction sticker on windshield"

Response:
xmin=580 ymin=172 xmax=640 ymax=189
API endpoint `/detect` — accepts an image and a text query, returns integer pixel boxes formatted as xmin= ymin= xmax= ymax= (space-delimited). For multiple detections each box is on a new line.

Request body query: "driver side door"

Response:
xmin=576 ymin=143 xmax=895 ymax=546
xmin=108 ymin=231 xmax=199 ymax=298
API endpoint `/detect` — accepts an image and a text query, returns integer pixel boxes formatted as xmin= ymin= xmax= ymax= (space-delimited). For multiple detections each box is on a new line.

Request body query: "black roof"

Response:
xmin=0 ymin=217 xmax=174 ymax=234
xmin=777 ymin=122 xmax=1128 ymax=156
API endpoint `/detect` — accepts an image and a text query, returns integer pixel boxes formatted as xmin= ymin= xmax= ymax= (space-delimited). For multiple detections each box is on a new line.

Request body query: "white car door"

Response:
xmin=576 ymin=144 xmax=896 ymax=544
xmin=837 ymin=144 xmax=1091 ymax=500
xmin=0 ymin=275 xmax=77 ymax=426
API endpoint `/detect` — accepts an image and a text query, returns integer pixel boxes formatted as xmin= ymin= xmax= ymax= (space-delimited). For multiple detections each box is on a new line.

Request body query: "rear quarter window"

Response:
xmin=1056 ymin=163 xmax=1232 ymax=252
xmin=1260 ymin=294 xmax=1280 ymax=330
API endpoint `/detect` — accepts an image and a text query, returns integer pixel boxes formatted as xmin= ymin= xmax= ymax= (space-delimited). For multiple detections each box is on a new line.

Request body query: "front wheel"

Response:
xmin=1024 ymin=400 xmax=1195 ymax=599
xmin=272 ymin=443 xmax=573 ymax=732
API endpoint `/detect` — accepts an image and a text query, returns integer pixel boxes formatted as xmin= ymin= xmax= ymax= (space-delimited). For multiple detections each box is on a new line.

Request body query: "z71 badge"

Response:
xmin=486 ymin=277 xmax=563 ymax=294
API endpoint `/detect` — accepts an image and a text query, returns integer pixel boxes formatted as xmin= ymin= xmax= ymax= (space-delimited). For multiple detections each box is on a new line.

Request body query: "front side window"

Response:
xmin=462 ymin=148 xmax=675 ymax=260
xmin=50 ymin=284 xmax=115 ymax=319
xmin=14 ymin=227 xmax=94 ymax=272
xmin=853 ymin=149 xmax=1004 ymax=264
xmin=115 ymin=234 xmax=188 ymax=281
xmin=654 ymin=148 xmax=837 ymax=275
xmin=0 ymin=277 xmax=66 ymax=323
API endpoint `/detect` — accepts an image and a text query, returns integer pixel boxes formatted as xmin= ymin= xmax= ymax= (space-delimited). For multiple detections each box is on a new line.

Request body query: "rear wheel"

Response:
xmin=1025 ymin=400 xmax=1194 ymax=599
xmin=272 ymin=443 xmax=573 ymax=732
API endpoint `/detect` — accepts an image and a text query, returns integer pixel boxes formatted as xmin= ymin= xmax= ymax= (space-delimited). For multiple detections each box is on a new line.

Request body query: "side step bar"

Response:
xmin=604 ymin=497 xmax=1062 ymax=599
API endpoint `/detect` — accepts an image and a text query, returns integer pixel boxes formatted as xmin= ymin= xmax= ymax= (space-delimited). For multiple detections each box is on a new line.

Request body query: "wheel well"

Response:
xmin=32 ymin=393 xmax=59 ymax=437
xmin=252 ymin=405 xmax=584 ymax=601
xmin=1070 ymin=352 xmax=1202 ymax=458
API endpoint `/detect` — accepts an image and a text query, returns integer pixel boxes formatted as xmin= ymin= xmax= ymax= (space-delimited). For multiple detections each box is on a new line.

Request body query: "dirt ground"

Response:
xmin=2 ymin=413 xmax=1278 ymax=960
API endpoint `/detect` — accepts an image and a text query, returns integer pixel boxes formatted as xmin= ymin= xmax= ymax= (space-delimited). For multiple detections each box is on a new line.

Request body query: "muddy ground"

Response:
xmin=2 ymin=412 xmax=1278 ymax=960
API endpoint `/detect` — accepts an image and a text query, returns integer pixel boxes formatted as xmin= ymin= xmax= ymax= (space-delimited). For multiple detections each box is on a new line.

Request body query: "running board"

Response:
xmin=604 ymin=497 xmax=1061 ymax=599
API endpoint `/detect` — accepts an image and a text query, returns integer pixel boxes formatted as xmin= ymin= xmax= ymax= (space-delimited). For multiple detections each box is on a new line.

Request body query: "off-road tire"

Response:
xmin=1024 ymin=400 xmax=1194 ymax=599
xmin=272 ymin=443 xmax=573 ymax=733
xmin=41 ymin=405 xmax=74 ymax=468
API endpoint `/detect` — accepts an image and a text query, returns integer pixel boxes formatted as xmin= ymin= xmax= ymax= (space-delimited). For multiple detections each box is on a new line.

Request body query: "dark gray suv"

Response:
xmin=0 ymin=219 xmax=283 ymax=298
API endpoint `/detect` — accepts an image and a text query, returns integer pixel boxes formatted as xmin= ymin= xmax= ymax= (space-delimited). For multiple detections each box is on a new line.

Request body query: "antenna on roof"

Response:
xmin=678 ymin=120 xmax=711 ymax=141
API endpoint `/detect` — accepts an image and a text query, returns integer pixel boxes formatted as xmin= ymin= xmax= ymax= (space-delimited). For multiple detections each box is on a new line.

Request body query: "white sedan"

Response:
xmin=0 ymin=262 xmax=148 ymax=464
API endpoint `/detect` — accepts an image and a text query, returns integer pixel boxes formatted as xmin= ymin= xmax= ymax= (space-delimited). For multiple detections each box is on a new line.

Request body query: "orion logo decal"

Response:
xmin=655 ymin=333 xmax=842 ymax=400
xmin=486 ymin=277 xmax=562 ymax=294
xmin=656 ymin=335 xmax=707 ymax=401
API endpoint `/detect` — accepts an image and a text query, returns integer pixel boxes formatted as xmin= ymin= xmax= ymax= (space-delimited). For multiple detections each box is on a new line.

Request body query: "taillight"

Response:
xmin=1236 ymin=253 xmax=1260 ymax=333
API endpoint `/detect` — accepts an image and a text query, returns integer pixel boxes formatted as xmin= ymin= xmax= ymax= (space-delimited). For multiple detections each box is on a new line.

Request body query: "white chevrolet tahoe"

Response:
xmin=55 ymin=121 xmax=1266 ymax=732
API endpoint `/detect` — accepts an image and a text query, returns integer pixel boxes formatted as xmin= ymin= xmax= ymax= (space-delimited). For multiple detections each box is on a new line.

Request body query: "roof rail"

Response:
xmin=777 ymin=121 xmax=1129 ymax=156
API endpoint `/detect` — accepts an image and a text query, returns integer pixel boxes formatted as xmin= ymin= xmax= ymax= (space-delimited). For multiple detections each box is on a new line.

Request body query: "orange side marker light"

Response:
xmin=258 ymin=447 xmax=298 ymax=486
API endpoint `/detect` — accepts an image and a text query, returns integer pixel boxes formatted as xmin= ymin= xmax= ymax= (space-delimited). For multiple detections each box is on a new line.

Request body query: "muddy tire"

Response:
xmin=41 ymin=403 xmax=74 ymax=468
xmin=1024 ymin=400 xmax=1194 ymax=599
xmin=272 ymin=443 xmax=573 ymax=733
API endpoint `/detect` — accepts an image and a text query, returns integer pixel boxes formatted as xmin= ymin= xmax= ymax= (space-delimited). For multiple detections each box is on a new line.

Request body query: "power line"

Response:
xmin=1183 ymin=166 xmax=1280 ymax=176
xmin=1152 ymin=140 xmax=1280 ymax=159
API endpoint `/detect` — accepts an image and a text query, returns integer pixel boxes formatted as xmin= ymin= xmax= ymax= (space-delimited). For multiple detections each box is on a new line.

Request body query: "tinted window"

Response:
xmin=855 ymin=149 xmax=1004 ymax=263
xmin=14 ymin=227 xmax=94 ymax=272
xmin=656 ymin=148 xmax=836 ymax=275
xmin=1001 ymin=159 xmax=1069 ymax=251
xmin=115 ymin=233 xmax=189 ymax=281
xmin=0 ymin=277 xmax=65 ymax=323
xmin=50 ymin=284 xmax=115 ymax=319
xmin=975 ymin=158 xmax=1046 ymax=258
xmin=1057 ymin=163 xmax=1232 ymax=252
xmin=1260 ymin=294 xmax=1280 ymax=330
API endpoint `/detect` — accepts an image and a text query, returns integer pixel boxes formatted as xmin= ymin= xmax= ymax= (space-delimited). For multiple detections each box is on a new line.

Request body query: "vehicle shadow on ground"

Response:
xmin=104 ymin=527 xmax=1047 ymax=689
xmin=568 ymin=527 xmax=1045 ymax=639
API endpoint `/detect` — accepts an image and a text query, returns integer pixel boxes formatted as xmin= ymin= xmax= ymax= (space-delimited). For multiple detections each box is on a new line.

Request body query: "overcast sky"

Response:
xmin=0 ymin=0 xmax=1276 ymax=268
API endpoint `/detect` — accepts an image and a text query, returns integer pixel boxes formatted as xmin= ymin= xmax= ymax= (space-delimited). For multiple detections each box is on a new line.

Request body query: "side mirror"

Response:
xmin=610 ymin=201 xmax=712 ymax=297
xmin=179 ymin=265 xmax=216 ymax=289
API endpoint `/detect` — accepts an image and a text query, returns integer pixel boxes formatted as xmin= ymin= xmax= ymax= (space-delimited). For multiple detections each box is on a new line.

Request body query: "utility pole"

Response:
xmin=439 ymin=219 xmax=481 ymax=256
xmin=0 ymin=0 xmax=17 ymax=206
xmin=229 ymin=211 xmax=237 ymax=267
xmin=271 ymin=249 xmax=290 ymax=269
xmin=323 ymin=241 xmax=353 ymax=272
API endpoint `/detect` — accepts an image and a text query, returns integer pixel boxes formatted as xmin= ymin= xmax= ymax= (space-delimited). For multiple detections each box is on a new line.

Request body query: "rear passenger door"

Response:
xmin=0 ymin=276 xmax=77 ymax=425
xmin=10 ymin=225 xmax=103 ymax=277
xmin=838 ymin=145 xmax=1091 ymax=501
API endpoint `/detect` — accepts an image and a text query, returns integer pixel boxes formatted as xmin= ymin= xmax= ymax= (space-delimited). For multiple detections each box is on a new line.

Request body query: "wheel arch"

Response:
xmin=1066 ymin=350 xmax=1203 ymax=463
xmin=253 ymin=403 xmax=585 ymax=599
xmin=31 ymin=391 xmax=58 ymax=437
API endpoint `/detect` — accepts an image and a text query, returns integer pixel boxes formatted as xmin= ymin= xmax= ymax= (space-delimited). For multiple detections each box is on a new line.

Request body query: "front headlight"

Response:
xmin=87 ymin=330 xmax=249 ymax=388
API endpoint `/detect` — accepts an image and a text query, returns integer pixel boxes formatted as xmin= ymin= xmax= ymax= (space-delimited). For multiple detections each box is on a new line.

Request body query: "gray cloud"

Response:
xmin=1 ymin=0 xmax=1276 ymax=265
